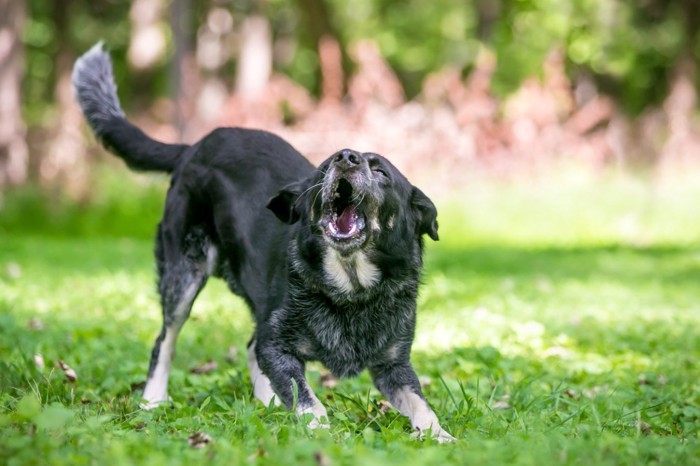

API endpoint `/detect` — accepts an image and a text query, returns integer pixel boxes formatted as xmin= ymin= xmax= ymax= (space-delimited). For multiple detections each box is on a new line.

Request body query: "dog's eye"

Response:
xmin=372 ymin=167 xmax=388 ymax=178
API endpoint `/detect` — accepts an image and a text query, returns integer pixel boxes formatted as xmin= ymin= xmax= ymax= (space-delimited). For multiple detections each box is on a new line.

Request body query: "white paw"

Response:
xmin=297 ymin=403 xmax=330 ymax=429
xmin=306 ymin=416 xmax=330 ymax=430
xmin=433 ymin=428 xmax=457 ymax=443
xmin=417 ymin=427 xmax=456 ymax=443
xmin=139 ymin=396 xmax=171 ymax=410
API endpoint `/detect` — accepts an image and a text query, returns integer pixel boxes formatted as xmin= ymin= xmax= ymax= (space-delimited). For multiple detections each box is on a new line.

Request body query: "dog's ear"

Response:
xmin=267 ymin=180 xmax=306 ymax=224
xmin=411 ymin=186 xmax=439 ymax=241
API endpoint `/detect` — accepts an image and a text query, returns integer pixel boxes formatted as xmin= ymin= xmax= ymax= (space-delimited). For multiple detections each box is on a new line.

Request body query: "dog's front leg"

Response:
xmin=256 ymin=342 xmax=329 ymax=429
xmin=247 ymin=339 xmax=282 ymax=407
xmin=371 ymin=362 xmax=455 ymax=443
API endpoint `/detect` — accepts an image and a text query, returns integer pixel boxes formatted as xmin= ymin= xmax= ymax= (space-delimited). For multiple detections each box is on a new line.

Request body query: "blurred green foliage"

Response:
xmin=0 ymin=166 xmax=167 ymax=238
xmin=20 ymin=0 xmax=700 ymax=119
xmin=324 ymin=0 xmax=480 ymax=96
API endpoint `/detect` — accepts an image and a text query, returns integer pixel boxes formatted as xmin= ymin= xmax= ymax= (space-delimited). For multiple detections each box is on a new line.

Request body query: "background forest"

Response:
xmin=2 ymin=0 xmax=700 ymax=198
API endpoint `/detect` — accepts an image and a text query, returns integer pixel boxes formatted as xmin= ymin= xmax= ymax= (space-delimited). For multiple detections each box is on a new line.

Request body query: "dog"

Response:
xmin=72 ymin=43 xmax=454 ymax=442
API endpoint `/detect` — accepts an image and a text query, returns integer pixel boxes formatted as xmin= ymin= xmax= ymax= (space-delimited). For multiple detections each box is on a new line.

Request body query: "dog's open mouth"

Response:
xmin=325 ymin=178 xmax=366 ymax=240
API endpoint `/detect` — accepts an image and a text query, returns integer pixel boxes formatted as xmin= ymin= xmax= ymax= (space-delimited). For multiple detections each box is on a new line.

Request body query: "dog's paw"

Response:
xmin=297 ymin=403 xmax=330 ymax=429
xmin=139 ymin=400 xmax=161 ymax=410
xmin=306 ymin=416 xmax=330 ymax=430
xmin=139 ymin=397 xmax=171 ymax=410
xmin=433 ymin=428 xmax=456 ymax=443
xmin=414 ymin=427 xmax=456 ymax=443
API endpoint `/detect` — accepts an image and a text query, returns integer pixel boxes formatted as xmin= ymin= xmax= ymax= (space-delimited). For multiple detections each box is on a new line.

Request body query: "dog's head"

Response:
xmin=268 ymin=149 xmax=438 ymax=255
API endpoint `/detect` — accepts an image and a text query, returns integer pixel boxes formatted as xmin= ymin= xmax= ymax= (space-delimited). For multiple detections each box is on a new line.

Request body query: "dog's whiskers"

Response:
xmin=293 ymin=181 xmax=325 ymax=212
xmin=297 ymin=181 xmax=324 ymax=199
xmin=351 ymin=191 xmax=366 ymax=207
xmin=311 ymin=186 xmax=325 ymax=210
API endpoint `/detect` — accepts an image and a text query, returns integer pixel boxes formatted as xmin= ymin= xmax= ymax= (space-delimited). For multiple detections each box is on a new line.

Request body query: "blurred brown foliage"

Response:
xmin=3 ymin=0 xmax=700 ymax=199
xmin=179 ymin=41 xmax=700 ymax=191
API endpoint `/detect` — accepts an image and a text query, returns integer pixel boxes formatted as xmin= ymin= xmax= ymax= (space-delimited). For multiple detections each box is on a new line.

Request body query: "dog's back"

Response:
xmin=174 ymin=127 xmax=313 ymax=314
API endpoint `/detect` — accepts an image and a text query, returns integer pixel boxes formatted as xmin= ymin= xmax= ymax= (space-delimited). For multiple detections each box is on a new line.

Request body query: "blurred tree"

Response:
xmin=0 ymin=0 xmax=29 ymax=188
xmin=321 ymin=0 xmax=479 ymax=97
xmin=37 ymin=0 xmax=89 ymax=198
xmin=235 ymin=11 xmax=273 ymax=101
xmin=296 ymin=0 xmax=336 ymax=53
xmin=295 ymin=0 xmax=347 ymax=96
xmin=629 ymin=0 xmax=699 ymax=93
xmin=171 ymin=0 xmax=192 ymax=138
xmin=488 ymin=0 xmax=698 ymax=114
xmin=475 ymin=0 xmax=500 ymax=40
xmin=6 ymin=0 xmax=700 ymax=195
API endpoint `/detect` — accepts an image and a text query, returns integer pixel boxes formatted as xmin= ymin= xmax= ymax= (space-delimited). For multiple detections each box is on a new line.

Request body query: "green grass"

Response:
xmin=1 ymin=171 xmax=699 ymax=465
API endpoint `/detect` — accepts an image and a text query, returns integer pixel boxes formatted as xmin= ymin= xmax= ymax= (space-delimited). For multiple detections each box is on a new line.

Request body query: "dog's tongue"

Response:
xmin=337 ymin=205 xmax=357 ymax=234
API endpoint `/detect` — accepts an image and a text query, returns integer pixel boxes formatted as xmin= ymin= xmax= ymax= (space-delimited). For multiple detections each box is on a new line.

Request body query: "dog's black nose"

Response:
xmin=335 ymin=149 xmax=361 ymax=167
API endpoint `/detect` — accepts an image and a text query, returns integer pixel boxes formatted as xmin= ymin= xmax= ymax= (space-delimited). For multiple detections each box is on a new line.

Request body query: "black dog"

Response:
xmin=72 ymin=43 xmax=454 ymax=442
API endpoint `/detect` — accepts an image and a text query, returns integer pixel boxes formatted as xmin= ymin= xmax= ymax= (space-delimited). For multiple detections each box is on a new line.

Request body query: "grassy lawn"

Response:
xmin=1 ymin=171 xmax=699 ymax=465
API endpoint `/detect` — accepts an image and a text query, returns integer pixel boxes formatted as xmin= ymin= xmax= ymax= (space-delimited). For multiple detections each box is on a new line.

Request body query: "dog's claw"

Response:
xmin=414 ymin=427 xmax=456 ymax=443
xmin=139 ymin=397 xmax=171 ymax=410
xmin=434 ymin=428 xmax=457 ymax=443
xmin=306 ymin=416 xmax=330 ymax=430
xmin=297 ymin=403 xmax=330 ymax=430
xmin=139 ymin=401 xmax=161 ymax=410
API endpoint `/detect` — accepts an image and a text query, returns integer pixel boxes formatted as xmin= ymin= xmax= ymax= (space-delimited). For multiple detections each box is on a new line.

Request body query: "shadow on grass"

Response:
xmin=0 ymin=235 xmax=155 ymax=275
xmin=0 ymin=172 xmax=168 ymax=240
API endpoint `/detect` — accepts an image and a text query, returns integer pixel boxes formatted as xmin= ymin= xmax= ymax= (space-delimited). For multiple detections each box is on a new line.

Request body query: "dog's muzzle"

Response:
xmin=319 ymin=150 xmax=372 ymax=249
xmin=325 ymin=178 xmax=366 ymax=239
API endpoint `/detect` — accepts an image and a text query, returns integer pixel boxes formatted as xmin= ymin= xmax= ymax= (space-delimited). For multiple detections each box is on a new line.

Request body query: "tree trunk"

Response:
xmin=295 ymin=0 xmax=335 ymax=52
xmin=39 ymin=0 xmax=89 ymax=199
xmin=171 ymin=0 xmax=191 ymax=140
xmin=295 ymin=0 xmax=347 ymax=96
xmin=475 ymin=0 xmax=501 ymax=40
xmin=235 ymin=14 xmax=273 ymax=101
xmin=0 ymin=0 xmax=28 ymax=188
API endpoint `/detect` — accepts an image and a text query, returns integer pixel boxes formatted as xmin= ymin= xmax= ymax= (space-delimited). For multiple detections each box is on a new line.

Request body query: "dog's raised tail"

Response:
xmin=72 ymin=42 xmax=188 ymax=173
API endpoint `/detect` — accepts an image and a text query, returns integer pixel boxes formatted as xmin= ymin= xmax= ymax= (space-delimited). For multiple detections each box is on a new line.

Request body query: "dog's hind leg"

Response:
xmin=141 ymin=220 xmax=212 ymax=409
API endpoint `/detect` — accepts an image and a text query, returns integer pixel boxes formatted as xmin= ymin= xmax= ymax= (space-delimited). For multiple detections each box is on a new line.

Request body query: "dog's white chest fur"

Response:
xmin=323 ymin=248 xmax=381 ymax=293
